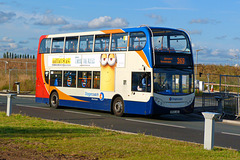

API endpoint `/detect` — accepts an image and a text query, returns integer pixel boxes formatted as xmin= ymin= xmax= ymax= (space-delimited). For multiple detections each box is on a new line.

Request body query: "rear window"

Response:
xmin=39 ymin=38 xmax=51 ymax=53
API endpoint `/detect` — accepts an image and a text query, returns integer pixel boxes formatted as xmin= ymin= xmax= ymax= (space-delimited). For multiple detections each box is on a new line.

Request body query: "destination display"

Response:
xmin=155 ymin=54 xmax=192 ymax=66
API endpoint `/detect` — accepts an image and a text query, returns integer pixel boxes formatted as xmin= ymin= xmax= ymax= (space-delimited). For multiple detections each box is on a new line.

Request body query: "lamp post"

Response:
xmin=234 ymin=54 xmax=239 ymax=67
xmin=4 ymin=61 xmax=8 ymax=74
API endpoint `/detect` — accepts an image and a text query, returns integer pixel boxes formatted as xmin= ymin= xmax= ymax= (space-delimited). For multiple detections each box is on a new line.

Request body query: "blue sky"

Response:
xmin=0 ymin=0 xmax=240 ymax=65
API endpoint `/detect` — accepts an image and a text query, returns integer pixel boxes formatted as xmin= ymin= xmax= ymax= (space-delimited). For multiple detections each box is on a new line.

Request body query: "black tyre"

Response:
xmin=112 ymin=97 xmax=124 ymax=117
xmin=50 ymin=91 xmax=59 ymax=109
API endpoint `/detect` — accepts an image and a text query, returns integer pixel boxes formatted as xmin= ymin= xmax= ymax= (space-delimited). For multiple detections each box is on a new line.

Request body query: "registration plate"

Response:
xmin=170 ymin=110 xmax=180 ymax=114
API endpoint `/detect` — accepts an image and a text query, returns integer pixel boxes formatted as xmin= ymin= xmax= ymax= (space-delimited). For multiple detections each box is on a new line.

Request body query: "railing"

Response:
xmin=202 ymin=92 xmax=240 ymax=118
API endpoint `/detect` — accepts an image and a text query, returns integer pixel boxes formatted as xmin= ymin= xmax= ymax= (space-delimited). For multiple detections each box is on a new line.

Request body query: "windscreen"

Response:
xmin=152 ymin=29 xmax=191 ymax=54
xmin=154 ymin=68 xmax=194 ymax=95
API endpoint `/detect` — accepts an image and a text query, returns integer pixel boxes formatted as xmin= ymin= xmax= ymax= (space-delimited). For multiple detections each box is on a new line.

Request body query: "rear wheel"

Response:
xmin=112 ymin=97 xmax=124 ymax=117
xmin=50 ymin=91 xmax=59 ymax=109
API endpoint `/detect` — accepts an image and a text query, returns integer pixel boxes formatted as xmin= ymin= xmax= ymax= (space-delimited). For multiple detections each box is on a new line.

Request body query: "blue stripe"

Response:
xmin=36 ymin=97 xmax=49 ymax=104
xmin=36 ymin=96 xmax=194 ymax=115
xmin=62 ymin=95 xmax=111 ymax=111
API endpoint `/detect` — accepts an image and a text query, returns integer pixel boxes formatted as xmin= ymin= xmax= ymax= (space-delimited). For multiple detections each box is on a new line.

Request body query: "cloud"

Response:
xmin=19 ymin=40 xmax=29 ymax=44
xmin=228 ymin=49 xmax=240 ymax=57
xmin=28 ymin=37 xmax=39 ymax=41
xmin=188 ymin=30 xmax=202 ymax=35
xmin=215 ymin=35 xmax=227 ymax=39
xmin=0 ymin=42 xmax=18 ymax=52
xmin=59 ymin=23 xmax=88 ymax=31
xmin=233 ymin=37 xmax=240 ymax=41
xmin=211 ymin=49 xmax=223 ymax=55
xmin=0 ymin=11 xmax=16 ymax=23
xmin=0 ymin=37 xmax=15 ymax=43
xmin=146 ymin=14 xmax=164 ymax=24
xmin=88 ymin=16 xmax=128 ymax=29
xmin=34 ymin=15 xmax=68 ymax=26
xmin=60 ymin=16 xmax=129 ymax=31
xmin=189 ymin=18 xmax=220 ymax=24
xmin=9 ymin=43 xmax=18 ymax=49
xmin=192 ymin=48 xmax=235 ymax=64
xmin=0 ymin=42 xmax=36 ymax=55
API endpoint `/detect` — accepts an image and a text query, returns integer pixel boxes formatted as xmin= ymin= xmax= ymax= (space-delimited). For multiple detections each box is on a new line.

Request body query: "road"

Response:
xmin=0 ymin=95 xmax=240 ymax=150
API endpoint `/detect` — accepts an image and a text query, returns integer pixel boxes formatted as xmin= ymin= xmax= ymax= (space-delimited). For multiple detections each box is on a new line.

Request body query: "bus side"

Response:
xmin=35 ymin=28 xmax=155 ymax=116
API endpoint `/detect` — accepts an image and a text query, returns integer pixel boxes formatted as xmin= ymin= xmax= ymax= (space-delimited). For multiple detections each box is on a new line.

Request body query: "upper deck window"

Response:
xmin=65 ymin=37 xmax=78 ymax=53
xmin=153 ymin=30 xmax=191 ymax=54
xmin=52 ymin=37 xmax=64 ymax=53
xmin=129 ymin=32 xmax=146 ymax=51
xmin=94 ymin=34 xmax=110 ymax=52
xmin=111 ymin=33 xmax=128 ymax=51
xmin=39 ymin=38 xmax=51 ymax=53
xmin=79 ymin=35 xmax=93 ymax=52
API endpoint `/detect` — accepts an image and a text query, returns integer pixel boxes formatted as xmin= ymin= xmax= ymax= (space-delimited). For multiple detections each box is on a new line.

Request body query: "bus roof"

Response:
xmin=44 ymin=26 xmax=187 ymax=38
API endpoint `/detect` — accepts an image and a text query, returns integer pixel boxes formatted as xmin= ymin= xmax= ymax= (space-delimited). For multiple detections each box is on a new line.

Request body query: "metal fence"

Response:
xmin=223 ymin=95 xmax=240 ymax=117
xmin=202 ymin=92 xmax=240 ymax=118
xmin=0 ymin=59 xmax=36 ymax=93
xmin=0 ymin=69 xmax=36 ymax=93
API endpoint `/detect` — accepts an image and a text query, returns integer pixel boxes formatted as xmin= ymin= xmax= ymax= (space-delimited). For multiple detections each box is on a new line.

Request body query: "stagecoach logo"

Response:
xmin=84 ymin=91 xmax=104 ymax=101
xmin=169 ymin=97 xmax=183 ymax=101
xmin=85 ymin=92 xmax=99 ymax=97
xmin=99 ymin=92 xmax=104 ymax=101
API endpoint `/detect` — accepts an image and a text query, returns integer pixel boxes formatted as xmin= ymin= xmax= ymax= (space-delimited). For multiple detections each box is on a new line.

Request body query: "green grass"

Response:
xmin=0 ymin=112 xmax=239 ymax=159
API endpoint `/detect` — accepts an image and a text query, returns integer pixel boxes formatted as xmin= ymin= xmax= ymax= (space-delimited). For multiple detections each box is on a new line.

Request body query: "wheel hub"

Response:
xmin=115 ymin=102 xmax=122 ymax=112
xmin=52 ymin=96 xmax=56 ymax=105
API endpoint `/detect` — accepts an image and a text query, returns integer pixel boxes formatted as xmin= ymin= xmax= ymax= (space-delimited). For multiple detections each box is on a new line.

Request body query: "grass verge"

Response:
xmin=0 ymin=112 xmax=239 ymax=159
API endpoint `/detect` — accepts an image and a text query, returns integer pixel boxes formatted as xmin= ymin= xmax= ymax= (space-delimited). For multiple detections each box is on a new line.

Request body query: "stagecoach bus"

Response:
xmin=36 ymin=26 xmax=195 ymax=116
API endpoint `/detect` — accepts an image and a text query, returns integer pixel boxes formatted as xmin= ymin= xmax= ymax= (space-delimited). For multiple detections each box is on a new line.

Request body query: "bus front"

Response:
xmin=151 ymin=28 xmax=194 ymax=114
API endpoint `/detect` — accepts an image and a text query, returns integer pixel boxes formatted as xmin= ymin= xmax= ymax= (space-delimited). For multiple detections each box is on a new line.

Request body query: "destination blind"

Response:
xmin=155 ymin=54 xmax=192 ymax=67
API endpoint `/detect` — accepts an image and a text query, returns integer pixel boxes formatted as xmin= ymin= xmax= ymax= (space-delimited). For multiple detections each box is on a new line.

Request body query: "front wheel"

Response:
xmin=50 ymin=91 xmax=59 ymax=109
xmin=112 ymin=97 xmax=124 ymax=117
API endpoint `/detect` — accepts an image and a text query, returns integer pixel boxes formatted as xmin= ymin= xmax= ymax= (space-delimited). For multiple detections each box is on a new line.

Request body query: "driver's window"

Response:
xmin=132 ymin=72 xmax=151 ymax=92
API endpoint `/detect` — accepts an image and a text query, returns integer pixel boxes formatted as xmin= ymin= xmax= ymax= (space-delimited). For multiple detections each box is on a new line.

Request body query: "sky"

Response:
xmin=0 ymin=0 xmax=240 ymax=65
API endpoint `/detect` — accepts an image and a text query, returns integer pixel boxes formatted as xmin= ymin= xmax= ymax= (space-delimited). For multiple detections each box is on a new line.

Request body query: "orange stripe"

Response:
xmin=101 ymin=29 xmax=125 ymax=34
xmin=50 ymin=87 xmax=89 ymax=103
xmin=49 ymin=85 xmax=90 ymax=102
xmin=136 ymin=51 xmax=150 ymax=68
xmin=55 ymin=88 xmax=89 ymax=102
xmin=41 ymin=54 xmax=50 ymax=94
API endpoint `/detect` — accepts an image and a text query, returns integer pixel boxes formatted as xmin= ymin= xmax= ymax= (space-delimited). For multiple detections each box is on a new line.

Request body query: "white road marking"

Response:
xmin=16 ymin=104 xmax=50 ymax=110
xmin=64 ymin=110 xmax=101 ymax=117
xmin=221 ymin=132 xmax=240 ymax=137
xmin=125 ymin=118 xmax=186 ymax=129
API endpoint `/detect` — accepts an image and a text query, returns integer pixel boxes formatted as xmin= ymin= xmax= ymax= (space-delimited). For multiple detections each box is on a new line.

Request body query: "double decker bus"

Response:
xmin=36 ymin=26 xmax=194 ymax=116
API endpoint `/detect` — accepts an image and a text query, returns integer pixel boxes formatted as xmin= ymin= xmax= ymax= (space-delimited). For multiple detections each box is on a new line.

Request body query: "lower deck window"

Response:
xmin=78 ymin=71 xmax=92 ymax=88
xmin=50 ymin=71 xmax=62 ymax=86
xmin=63 ymin=71 xmax=76 ymax=87
xmin=93 ymin=71 xmax=100 ymax=89
xmin=49 ymin=70 xmax=100 ymax=89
